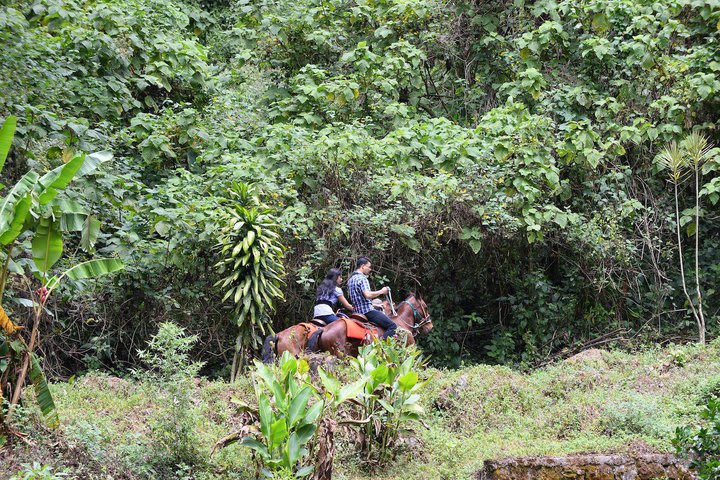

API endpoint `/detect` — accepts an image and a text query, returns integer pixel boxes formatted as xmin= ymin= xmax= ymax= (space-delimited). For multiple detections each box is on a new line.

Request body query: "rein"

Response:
xmin=394 ymin=295 xmax=431 ymax=337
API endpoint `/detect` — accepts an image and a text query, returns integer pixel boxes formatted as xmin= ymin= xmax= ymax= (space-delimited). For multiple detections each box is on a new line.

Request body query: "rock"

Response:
xmin=434 ymin=375 xmax=468 ymax=411
xmin=477 ymin=453 xmax=695 ymax=480
xmin=565 ymin=349 xmax=608 ymax=364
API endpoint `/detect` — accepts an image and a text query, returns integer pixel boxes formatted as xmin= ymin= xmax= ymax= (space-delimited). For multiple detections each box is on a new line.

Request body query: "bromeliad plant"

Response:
xmin=215 ymin=182 xmax=286 ymax=380
xmin=0 ymin=115 xmax=123 ymax=430
xmin=348 ymin=338 xmax=429 ymax=465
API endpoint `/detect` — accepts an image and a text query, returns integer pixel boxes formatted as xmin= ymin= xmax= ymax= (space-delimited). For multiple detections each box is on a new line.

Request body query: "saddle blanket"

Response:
xmin=343 ymin=317 xmax=379 ymax=341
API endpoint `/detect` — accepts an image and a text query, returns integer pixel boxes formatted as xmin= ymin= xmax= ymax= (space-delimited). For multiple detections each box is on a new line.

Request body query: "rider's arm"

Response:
xmin=362 ymin=286 xmax=388 ymax=299
xmin=338 ymin=294 xmax=354 ymax=311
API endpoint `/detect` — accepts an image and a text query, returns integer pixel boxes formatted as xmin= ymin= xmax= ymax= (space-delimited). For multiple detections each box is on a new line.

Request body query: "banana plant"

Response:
xmin=215 ymin=182 xmax=286 ymax=380
xmin=0 ymin=115 xmax=123 ymax=429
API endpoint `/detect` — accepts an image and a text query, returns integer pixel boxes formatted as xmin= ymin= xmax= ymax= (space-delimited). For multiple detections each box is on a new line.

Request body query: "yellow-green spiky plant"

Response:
xmin=215 ymin=183 xmax=286 ymax=380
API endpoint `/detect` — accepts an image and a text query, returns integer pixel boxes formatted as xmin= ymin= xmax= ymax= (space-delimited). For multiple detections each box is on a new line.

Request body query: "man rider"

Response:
xmin=347 ymin=257 xmax=397 ymax=339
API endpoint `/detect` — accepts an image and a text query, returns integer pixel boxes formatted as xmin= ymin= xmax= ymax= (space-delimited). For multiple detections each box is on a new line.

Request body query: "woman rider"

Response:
xmin=314 ymin=268 xmax=354 ymax=324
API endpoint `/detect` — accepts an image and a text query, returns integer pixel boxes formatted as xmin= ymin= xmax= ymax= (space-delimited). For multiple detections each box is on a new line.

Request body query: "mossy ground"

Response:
xmin=3 ymin=340 xmax=719 ymax=479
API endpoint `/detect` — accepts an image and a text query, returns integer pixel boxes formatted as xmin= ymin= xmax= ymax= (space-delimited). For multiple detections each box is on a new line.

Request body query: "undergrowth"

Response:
xmin=2 ymin=339 xmax=719 ymax=480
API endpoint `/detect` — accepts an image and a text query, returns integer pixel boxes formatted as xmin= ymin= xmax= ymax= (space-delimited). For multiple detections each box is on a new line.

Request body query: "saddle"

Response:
xmin=343 ymin=316 xmax=379 ymax=341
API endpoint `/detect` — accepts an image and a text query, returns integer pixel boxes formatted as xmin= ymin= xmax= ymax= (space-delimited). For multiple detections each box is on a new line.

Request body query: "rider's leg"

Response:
xmin=315 ymin=313 xmax=339 ymax=324
xmin=366 ymin=310 xmax=397 ymax=339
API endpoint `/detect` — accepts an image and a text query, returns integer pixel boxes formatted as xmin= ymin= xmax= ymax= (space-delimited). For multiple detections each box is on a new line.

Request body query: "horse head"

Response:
xmin=405 ymin=292 xmax=433 ymax=335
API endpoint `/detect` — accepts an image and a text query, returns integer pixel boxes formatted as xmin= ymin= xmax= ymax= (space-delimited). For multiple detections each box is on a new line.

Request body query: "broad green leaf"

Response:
xmin=378 ymin=399 xmax=395 ymax=413
xmin=288 ymin=386 xmax=311 ymax=428
xmin=591 ymin=13 xmax=610 ymax=33
xmin=240 ymin=437 xmax=269 ymax=457
xmin=0 ymin=193 xmax=32 ymax=245
xmin=318 ymin=368 xmax=341 ymax=396
xmin=370 ymin=364 xmax=389 ymax=386
xmin=30 ymin=354 xmax=59 ymax=428
xmin=296 ymin=465 xmax=314 ymax=477
xmin=63 ymin=258 xmax=124 ymax=280
xmin=295 ymin=423 xmax=316 ymax=445
xmin=51 ymin=198 xmax=87 ymax=232
xmin=37 ymin=154 xmax=86 ymax=205
xmin=270 ymin=418 xmax=288 ymax=448
xmin=259 ymin=394 xmax=272 ymax=441
xmin=62 ymin=214 xmax=86 ymax=232
xmin=32 ymin=217 xmax=63 ymax=273
xmin=0 ymin=171 xmax=39 ymax=244
xmin=76 ymin=151 xmax=112 ymax=177
xmin=398 ymin=371 xmax=419 ymax=392
xmin=81 ymin=215 xmax=101 ymax=251
xmin=303 ymin=399 xmax=323 ymax=424
xmin=337 ymin=377 xmax=367 ymax=405
xmin=286 ymin=432 xmax=300 ymax=466
xmin=0 ymin=115 xmax=16 ymax=174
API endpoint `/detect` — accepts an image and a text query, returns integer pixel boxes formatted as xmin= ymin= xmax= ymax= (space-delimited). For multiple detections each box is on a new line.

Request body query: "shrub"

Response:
xmin=136 ymin=323 xmax=205 ymax=475
xmin=9 ymin=463 xmax=68 ymax=480
xmin=347 ymin=338 xmax=429 ymax=465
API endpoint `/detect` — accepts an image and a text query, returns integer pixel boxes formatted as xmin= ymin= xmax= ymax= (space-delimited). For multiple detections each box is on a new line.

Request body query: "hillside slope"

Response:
xmin=3 ymin=341 xmax=719 ymax=479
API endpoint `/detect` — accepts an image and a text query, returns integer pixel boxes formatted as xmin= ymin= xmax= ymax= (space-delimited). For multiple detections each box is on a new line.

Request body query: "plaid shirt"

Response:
xmin=347 ymin=271 xmax=373 ymax=315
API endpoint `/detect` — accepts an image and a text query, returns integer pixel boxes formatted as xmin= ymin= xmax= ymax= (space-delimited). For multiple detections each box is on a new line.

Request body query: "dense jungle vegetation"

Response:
xmin=2 ymin=0 xmax=720 ymax=374
xmin=3 ymin=0 xmax=720 ymax=477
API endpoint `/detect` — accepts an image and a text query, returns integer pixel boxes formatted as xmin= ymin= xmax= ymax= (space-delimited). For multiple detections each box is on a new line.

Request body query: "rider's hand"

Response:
xmin=381 ymin=286 xmax=389 ymax=295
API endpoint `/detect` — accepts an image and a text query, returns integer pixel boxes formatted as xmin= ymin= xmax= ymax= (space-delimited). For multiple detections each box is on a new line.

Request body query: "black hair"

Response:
xmin=356 ymin=256 xmax=371 ymax=268
xmin=316 ymin=268 xmax=342 ymax=299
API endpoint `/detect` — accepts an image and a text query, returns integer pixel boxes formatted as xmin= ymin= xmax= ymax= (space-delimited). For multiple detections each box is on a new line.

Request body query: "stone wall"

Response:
xmin=477 ymin=454 xmax=695 ymax=480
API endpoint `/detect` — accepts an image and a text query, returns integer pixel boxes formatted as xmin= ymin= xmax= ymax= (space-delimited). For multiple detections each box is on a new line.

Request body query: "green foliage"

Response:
xmin=674 ymin=398 xmax=720 ymax=479
xmin=241 ymin=352 xmax=323 ymax=479
xmin=137 ymin=322 xmax=204 ymax=381
xmin=348 ymin=339 xmax=428 ymax=464
xmin=9 ymin=463 xmax=68 ymax=480
xmin=3 ymin=0 xmax=720 ymax=374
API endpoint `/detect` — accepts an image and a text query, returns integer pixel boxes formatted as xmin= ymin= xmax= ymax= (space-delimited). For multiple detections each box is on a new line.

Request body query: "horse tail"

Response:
xmin=262 ymin=335 xmax=278 ymax=364
xmin=306 ymin=329 xmax=323 ymax=353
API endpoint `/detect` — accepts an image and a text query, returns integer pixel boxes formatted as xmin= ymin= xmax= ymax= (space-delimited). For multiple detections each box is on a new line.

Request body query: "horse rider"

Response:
xmin=347 ymin=257 xmax=397 ymax=339
xmin=314 ymin=267 xmax=354 ymax=324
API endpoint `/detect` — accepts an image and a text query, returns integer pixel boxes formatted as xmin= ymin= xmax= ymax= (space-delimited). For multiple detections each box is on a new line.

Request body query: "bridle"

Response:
xmin=395 ymin=295 xmax=432 ymax=337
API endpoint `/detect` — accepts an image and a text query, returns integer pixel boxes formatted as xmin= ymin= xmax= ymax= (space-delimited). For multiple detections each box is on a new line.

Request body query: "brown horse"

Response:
xmin=306 ymin=294 xmax=432 ymax=356
xmin=261 ymin=301 xmax=395 ymax=363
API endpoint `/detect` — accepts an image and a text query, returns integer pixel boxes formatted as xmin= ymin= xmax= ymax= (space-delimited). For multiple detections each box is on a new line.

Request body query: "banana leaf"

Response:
xmin=0 ymin=193 xmax=32 ymax=245
xmin=80 ymin=215 xmax=101 ymax=252
xmin=0 ymin=115 xmax=16 ymax=174
xmin=0 ymin=171 xmax=39 ymax=245
xmin=63 ymin=258 xmax=124 ymax=280
xmin=29 ymin=353 xmax=59 ymax=428
xmin=32 ymin=217 xmax=63 ymax=273
xmin=77 ymin=151 xmax=112 ymax=177
xmin=36 ymin=154 xmax=86 ymax=205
